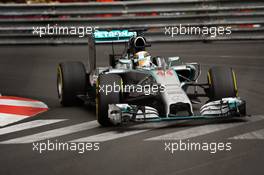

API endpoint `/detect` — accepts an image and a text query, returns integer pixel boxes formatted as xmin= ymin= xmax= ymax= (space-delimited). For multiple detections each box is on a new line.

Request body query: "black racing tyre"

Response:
xmin=57 ymin=61 xmax=86 ymax=106
xmin=207 ymin=67 xmax=238 ymax=101
xmin=96 ymin=74 xmax=122 ymax=126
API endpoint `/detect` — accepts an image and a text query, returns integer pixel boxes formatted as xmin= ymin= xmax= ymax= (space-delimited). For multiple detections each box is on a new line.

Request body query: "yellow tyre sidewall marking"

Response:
xmin=120 ymin=78 xmax=123 ymax=93
xmin=57 ymin=66 xmax=63 ymax=101
xmin=207 ymin=71 xmax=212 ymax=85
xmin=232 ymin=70 xmax=238 ymax=97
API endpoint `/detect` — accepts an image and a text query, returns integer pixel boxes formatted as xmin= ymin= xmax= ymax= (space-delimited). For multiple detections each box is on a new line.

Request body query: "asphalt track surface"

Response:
xmin=0 ymin=41 xmax=264 ymax=175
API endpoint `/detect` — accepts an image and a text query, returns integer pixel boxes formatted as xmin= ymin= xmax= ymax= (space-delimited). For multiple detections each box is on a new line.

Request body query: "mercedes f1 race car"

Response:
xmin=57 ymin=29 xmax=246 ymax=126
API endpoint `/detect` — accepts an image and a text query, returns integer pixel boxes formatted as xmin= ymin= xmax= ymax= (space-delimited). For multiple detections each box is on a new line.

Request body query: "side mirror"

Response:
xmin=168 ymin=56 xmax=182 ymax=67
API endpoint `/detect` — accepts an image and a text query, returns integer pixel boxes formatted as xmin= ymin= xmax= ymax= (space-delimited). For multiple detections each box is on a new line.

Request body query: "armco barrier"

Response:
xmin=0 ymin=0 xmax=263 ymax=44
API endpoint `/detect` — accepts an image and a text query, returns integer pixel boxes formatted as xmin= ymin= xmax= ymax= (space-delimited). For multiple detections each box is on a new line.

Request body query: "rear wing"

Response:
xmin=87 ymin=30 xmax=137 ymax=72
xmin=87 ymin=29 xmax=146 ymax=73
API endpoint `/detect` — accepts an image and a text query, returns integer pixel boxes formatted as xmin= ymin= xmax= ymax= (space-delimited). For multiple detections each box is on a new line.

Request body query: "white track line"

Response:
xmin=71 ymin=120 xmax=187 ymax=142
xmin=145 ymin=116 xmax=264 ymax=141
xmin=230 ymin=128 xmax=264 ymax=140
xmin=71 ymin=129 xmax=148 ymax=142
xmin=0 ymin=119 xmax=66 ymax=136
xmin=0 ymin=99 xmax=48 ymax=108
xmin=0 ymin=120 xmax=98 ymax=144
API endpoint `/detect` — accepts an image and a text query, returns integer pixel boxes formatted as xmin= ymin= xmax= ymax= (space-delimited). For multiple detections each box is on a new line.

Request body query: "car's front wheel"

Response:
xmin=207 ymin=66 xmax=238 ymax=101
xmin=96 ymin=74 xmax=122 ymax=126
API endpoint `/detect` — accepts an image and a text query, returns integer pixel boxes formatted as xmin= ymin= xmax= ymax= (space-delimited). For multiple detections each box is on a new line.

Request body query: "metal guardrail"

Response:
xmin=0 ymin=0 xmax=264 ymax=44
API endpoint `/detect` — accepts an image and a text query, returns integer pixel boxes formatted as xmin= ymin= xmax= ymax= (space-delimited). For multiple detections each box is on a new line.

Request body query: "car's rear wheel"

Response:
xmin=207 ymin=66 xmax=238 ymax=101
xmin=57 ymin=61 xmax=86 ymax=106
xmin=96 ymin=74 xmax=122 ymax=126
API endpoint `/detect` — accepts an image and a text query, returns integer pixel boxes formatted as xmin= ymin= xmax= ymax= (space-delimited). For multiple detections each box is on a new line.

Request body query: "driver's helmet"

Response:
xmin=134 ymin=51 xmax=151 ymax=67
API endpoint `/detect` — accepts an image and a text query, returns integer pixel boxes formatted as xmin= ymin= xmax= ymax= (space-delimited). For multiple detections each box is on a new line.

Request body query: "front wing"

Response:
xmin=108 ymin=97 xmax=247 ymax=125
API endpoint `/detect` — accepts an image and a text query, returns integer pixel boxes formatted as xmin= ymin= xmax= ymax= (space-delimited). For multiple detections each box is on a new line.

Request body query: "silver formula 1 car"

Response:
xmin=57 ymin=29 xmax=246 ymax=126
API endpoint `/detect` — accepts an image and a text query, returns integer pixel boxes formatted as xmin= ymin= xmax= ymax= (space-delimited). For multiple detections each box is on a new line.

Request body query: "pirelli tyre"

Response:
xmin=57 ymin=62 xmax=86 ymax=106
xmin=96 ymin=74 xmax=122 ymax=126
xmin=207 ymin=67 xmax=238 ymax=101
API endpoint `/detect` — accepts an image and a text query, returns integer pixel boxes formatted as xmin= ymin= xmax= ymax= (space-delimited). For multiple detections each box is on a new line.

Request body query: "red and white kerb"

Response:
xmin=0 ymin=96 xmax=48 ymax=127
